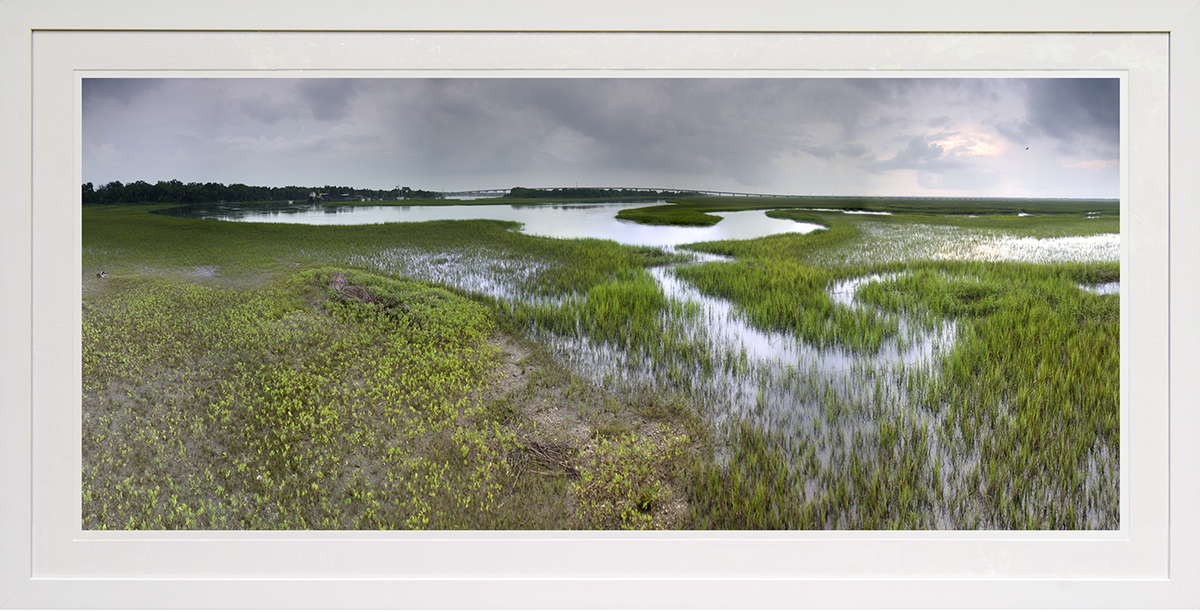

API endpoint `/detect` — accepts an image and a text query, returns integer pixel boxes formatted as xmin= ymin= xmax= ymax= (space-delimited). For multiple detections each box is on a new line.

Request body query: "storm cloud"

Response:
xmin=1022 ymin=78 xmax=1120 ymax=156
xmin=82 ymin=76 xmax=1120 ymax=198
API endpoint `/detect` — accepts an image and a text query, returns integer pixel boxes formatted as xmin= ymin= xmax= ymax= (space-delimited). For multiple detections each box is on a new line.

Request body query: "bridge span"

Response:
xmin=438 ymin=187 xmax=804 ymax=199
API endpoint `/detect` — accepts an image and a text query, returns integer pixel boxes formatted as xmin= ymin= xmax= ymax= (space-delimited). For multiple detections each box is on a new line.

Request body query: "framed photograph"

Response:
xmin=2 ymin=1 xmax=1197 ymax=609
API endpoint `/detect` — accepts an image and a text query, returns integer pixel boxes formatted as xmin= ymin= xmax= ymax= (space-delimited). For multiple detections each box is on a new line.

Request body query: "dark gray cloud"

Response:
xmin=798 ymin=142 xmax=873 ymax=161
xmin=80 ymin=76 xmax=1121 ymax=198
xmin=239 ymin=93 xmax=290 ymax=125
xmin=378 ymin=79 xmax=812 ymax=185
xmin=296 ymin=79 xmax=362 ymax=121
xmin=996 ymin=78 xmax=1119 ymax=155
xmin=837 ymin=143 xmax=871 ymax=158
xmin=994 ymin=121 xmax=1031 ymax=147
xmin=388 ymin=78 xmax=935 ymax=186
xmin=799 ymin=144 xmax=838 ymax=161
xmin=1027 ymin=79 xmax=1118 ymax=145
xmin=82 ymin=78 xmax=161 ymax=107
xmin=861 ymin=135 xmax=965 ymax=174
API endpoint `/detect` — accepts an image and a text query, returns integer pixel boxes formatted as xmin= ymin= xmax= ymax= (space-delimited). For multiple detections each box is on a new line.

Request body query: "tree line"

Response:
xmin=81 ymin=180 xmax=700 ymax=205
xmin=82 ymin=180 xmax=437 ymax=205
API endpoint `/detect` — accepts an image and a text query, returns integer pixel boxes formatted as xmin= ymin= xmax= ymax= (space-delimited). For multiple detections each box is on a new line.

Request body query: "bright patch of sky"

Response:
xmin=82 ymin=77 xmax=1119 ymax=199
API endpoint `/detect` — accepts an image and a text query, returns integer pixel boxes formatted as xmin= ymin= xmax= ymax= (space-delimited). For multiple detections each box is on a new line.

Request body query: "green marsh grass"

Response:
xmin=83 ymin=206 xmax=702 ymax=530
xmin=84 ymin=269 xmax=515 ymax=529
xmin=673 ymin=219 xmax=1118 ymax=529
xmin=84 ymin=201 xmax=1120 ymax=530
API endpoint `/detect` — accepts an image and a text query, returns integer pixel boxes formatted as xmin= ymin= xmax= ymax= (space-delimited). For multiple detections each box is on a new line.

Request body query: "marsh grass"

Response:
xmin=83 ymin=212 xmax=703 ymax=529
xmin=615 ymin=204 xmax=724 ymax=226
xmin=674 ymin=224 xmax=1118 ymax=529
xmin=84 ymin=269 xmax=518 ymax=529
xmin=83 ymin=201 xmax=1119 ymax=530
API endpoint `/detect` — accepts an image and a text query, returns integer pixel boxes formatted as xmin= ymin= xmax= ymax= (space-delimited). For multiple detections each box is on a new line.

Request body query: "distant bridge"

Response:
xmin=438 ymin=187 xmax=806 ymax=199
xmin=434 ymin=187 xmax=1098 ymax=202
xmin=440 ymin=188 xmax=513 ymax=198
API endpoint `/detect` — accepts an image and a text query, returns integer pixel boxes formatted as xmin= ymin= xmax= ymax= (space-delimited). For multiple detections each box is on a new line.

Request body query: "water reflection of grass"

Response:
xmin=83 ymin=201 xmax=1119 ymax=530
xmin=684 ymin=249 xmax=1118 ymax=529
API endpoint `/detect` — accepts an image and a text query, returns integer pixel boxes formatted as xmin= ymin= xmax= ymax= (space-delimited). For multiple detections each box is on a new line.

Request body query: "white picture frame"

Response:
xmin=2 ymin=1 xmax=1197 ymax=609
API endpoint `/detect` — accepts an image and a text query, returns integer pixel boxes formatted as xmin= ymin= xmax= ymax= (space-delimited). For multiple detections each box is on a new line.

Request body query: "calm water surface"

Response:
xmin=160 ymin=201 xmax=825 ymax=247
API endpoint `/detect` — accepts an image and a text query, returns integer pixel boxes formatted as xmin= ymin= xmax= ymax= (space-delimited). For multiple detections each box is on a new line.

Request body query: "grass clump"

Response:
xmin=574 ymin=426 xmax=692 ymax=529
xmin=690 ymin=420 xmax=939 ymax=530
xmin=856 ymin=268 xmax=1005 ymax=318
xmin=616 ymin=204 xmax=724 ymax=227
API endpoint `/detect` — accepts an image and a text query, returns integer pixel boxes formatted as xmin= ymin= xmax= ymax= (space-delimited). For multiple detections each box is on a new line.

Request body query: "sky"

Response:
xmin=82 ymin=77 xmax=1120 ymax=199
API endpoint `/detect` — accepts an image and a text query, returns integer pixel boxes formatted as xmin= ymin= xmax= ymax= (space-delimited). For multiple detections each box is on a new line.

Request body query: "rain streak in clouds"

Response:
xmin=82 ymin=77 xmax=1120 ymax=199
